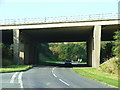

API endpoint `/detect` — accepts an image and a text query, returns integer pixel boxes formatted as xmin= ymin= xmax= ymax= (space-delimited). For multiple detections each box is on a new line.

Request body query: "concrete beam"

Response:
xmin=87 ymin=25 xmax=101 ymax=68
xmin=0 ymin=19 xmax=118 ymax=30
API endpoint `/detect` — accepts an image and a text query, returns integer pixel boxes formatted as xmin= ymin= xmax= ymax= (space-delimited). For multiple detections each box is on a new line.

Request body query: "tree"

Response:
xmin=113 ymin=31 xmax=120 ymax=58
xmin=49 ymin=42 xmax=87 ymax=62
xmin=100 ymin=41 xmax=114 ymax=63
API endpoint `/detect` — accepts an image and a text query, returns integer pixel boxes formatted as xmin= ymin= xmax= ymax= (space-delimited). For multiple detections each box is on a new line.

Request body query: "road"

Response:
xmin=1 ymin=66 xmax=114 ymax=89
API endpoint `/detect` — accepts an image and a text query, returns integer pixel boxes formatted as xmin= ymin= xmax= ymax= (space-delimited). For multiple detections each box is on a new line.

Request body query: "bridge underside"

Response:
xmin=2 ymin=24 xmax=118 ymax=67
xmin=2 ymin=25 xmax=117 ymax=42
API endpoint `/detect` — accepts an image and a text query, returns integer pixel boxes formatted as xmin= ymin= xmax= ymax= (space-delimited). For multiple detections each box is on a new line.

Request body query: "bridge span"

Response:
xmin=0 ymin=13 xmax=119 ymax=68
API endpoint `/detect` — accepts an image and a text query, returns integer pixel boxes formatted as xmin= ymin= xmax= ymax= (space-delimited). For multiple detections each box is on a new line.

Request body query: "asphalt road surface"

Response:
xmin=1 ymin=66 xmax=114 ymax=89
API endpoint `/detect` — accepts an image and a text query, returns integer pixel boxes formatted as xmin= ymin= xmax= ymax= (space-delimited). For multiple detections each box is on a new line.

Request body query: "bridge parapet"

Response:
xmin=0 ymin=13 xmax=119 ymax=25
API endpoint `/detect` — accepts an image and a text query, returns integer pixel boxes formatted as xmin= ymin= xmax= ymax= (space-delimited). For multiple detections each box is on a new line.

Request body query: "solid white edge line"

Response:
xmin=10 ymin=72 xmax=19 ymax=83
xmin=59 ymin=79 xmax=70 ymax=86
xmin=18 ymin=72 xmax=24 ymax=88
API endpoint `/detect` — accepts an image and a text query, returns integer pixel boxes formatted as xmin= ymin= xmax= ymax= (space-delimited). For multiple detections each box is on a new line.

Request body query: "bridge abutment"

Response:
xmin=87 ymin=25 xmax=101 ymax=68
xmin=13 ymin=29 xmax=39 ymax=65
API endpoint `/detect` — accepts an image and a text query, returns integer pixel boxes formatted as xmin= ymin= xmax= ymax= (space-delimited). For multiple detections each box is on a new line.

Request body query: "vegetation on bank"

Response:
xmin=73 ymin=57 xmax=119 ymax=87
xmin=98 ymin=57 xmax=119 ymax=75
xmin=73 ymin=67 xmax=118 ymax=87
xmin=0 ymin=65 xmax=33 ymax=73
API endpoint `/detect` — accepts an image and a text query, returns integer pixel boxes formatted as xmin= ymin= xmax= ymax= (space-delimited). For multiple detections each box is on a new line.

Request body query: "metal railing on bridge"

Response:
xmin=0 ymin=13 xmax=119 ymax=25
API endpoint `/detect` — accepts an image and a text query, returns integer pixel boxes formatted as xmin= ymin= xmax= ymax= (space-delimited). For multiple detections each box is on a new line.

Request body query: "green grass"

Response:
xmin=0 ymin=65 xmax=33 ymax=73
xmin=45 ymin=60 xmax=65 ymax=63
xmin=44 ymin=60 xmax=87 ymax=65
xmin=73 ymin=68 xmax=118 ymax=87
xmin=75 ymin=62 xmax=87 ymax=65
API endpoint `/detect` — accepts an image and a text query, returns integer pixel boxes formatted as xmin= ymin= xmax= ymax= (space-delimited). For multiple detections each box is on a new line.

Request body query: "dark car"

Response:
xmin=65 ymin=60 xmax=72 ymax=65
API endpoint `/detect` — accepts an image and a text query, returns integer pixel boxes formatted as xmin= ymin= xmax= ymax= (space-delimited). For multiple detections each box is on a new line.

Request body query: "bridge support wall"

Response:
xmin=13 ymin=29 xmax=39 ymax=65
xmin=87 ymin=25 xmax=101 ymax=68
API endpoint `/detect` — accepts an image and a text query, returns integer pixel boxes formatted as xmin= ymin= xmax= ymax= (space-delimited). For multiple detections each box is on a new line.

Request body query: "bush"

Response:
xmin=1 ymin=43 xmax=13 ymax=66
xmin=100 ymin=41 xmax=114 ymax=63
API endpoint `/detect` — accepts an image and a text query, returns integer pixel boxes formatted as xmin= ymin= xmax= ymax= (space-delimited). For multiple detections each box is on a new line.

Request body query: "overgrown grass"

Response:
xmin=73 ymin=67 xmax=118 ymax=87
xmin=0 ymin=65 xmax=33 ymax=73
xmin=98 ymin=57 xmax=119 ymax=75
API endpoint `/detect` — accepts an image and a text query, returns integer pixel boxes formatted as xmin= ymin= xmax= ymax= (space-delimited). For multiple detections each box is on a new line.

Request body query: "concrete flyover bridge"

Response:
xmin=0 ymin=13 xmax=119 ymax=68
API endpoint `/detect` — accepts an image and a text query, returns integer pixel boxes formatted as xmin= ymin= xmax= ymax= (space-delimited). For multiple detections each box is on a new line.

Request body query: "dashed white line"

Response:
xmin=53 ymin=67 xmax=55 ymax=71
xmin=52 ymin=67 xmax=55 ymax=73
xmin=59 ymin=79 xmax=70 ymax=86
xmin=10 ymin=72 xmax=18 ymax=83
xmin=53 ymin=73 xmax=57 ymax=78
xmin=18 ymin=72 xmax=24 ymax=88
xmin=52 ymin=67 xmax=57 ymax=78
xmin=52 ymin=67 xmax=70 ymax=87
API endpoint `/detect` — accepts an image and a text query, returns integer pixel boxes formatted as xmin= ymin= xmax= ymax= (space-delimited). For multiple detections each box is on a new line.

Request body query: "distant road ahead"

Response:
xmin=2 ymin=66 xmax=113 ymax=88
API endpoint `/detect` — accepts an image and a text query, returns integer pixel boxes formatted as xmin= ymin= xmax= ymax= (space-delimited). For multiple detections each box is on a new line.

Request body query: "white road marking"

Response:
xmin=59 ymin=79 xmax=70 ymax=86
xmin=10 ymin=72 xmax=19 ymax=83
xmin=18 ymin=72 xmax=24 ymax=88
xmin=53 ymin=73 xmax=57 ymax=78
xmin=52 ymin=67 xmax=70 ymax=86
xmin=52 ymin=67 xmax=57 ymax=78
xmin=53 ymin=67 xmax=55 ymax=71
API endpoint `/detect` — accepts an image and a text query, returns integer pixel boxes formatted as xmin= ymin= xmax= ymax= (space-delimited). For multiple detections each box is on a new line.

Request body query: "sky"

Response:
xmin=0 ymin=0 xmax=119 ymax=19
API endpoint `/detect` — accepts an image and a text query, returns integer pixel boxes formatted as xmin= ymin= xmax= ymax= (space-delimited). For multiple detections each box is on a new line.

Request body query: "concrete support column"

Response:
xmin=13 ymin=29 xmax=20 ymax=64
xmin=19 ymin=42 xmax=24 ymax=64
xmin=87 ymin=36 xmax=93 ymax=67
xmin=34 ymin=47 xmax=39 ymax=64
xmin=87 ymin=25 xmax=101 ymax=68
xmin=29 ymin=45 xmax=34 ymax=64
xmin=24 ymin=43 xmax=30 ymax=64
xmin=93 ymin=25 xmax=101 ymax=68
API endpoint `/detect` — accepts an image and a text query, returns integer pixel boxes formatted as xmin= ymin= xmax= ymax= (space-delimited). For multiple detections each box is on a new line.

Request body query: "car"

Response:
xmin=65 ymin=60 xmax=72 ymax=65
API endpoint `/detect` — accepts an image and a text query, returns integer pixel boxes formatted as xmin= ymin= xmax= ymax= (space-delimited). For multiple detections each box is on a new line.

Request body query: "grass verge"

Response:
xmin=0 ymin=65 xmax=33 ymax=73
xmin=73 ymin=68 xmax=118 ymax=87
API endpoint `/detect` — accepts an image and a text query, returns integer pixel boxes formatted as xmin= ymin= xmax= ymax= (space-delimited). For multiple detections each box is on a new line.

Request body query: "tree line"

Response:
xmin=49 ymin=42 xmax=87 ymax=62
